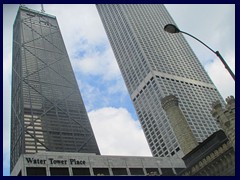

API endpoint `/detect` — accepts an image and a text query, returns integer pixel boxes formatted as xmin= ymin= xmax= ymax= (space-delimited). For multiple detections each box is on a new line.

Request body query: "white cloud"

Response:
xmin=42 ymin=4 xmax=122 ymax=82
xmin=73 ymin=46 xmax=121 ymax=81
xmin=45 ymin=4 xmax=107 ymax=58
xmin=205 ymin=56 xmax=235 ymax=99
xmin=106 ymin=76 xmax=128 ymax=95
xmin=89 ymin=107 xmax=152 ymax=156
xmin=77 ymin=79 xmax=110 ymax=111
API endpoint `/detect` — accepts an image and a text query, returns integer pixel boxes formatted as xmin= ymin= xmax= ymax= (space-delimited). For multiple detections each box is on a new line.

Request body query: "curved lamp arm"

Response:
xmin=164 ymin=24 xmax=235 ymax=81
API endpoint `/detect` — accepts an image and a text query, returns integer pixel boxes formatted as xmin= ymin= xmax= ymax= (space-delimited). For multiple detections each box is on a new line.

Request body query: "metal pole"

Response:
xmin=180 ymin=31 xmax=235 ymax=81
xmin=215 ymin=51 xmax=235 ymax=80
xmin=41 ymin=4 xmax=45 ymax=13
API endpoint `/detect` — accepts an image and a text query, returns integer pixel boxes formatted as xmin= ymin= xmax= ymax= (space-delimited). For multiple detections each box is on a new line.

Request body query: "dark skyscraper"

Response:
xmin=96 ymin=4 xmax=225 ymax=158
xmin=11 ymin=6 xmax=100 ymax=171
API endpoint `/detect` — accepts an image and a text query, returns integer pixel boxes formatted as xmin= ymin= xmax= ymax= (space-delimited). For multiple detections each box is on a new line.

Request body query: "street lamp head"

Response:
xmin=164 ymin=24 xmax=180 ymax=33
xmin=164 ymin=24 xmax=235 ymax=81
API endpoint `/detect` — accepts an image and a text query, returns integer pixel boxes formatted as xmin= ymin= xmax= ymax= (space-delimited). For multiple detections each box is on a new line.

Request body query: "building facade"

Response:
xmin=96 ymin=4 xmax=225 ymax=158
xmin=163 ymin=96 xmax=235 ymax=176
xmin=180 ymin=131 xmax=235 ymax=176
xmin=11 ymin=152 xmax=186 ymax=176
xmin=161 ymin=95 xmax=198 ymax=155
xmin=180 ymin=95 xmax=235 ymax=176
xmin=11 ymin=6 xmax=100 ymax=172
xmin=211 ymin=96 xmax=235 ymax=150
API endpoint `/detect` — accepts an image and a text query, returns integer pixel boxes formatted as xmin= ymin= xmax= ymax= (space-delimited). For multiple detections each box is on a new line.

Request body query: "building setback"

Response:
xmin=11 ymin=6 xmax=100 ymax=172
xmin=96 ymin=4 xmax=226 ymax=158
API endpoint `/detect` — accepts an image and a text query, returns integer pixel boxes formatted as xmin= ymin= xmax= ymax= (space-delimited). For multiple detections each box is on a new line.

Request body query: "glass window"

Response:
xmin=146 ymin=168 xmax=160 ymax=176
xmin=161 ymin=168 xmax=175 ymax=176
xmin=93 ymin=168 xmax=110 ymax=176
xmin=129 ymin=168 xmax=144 ymax=175
xmin=112 ymin=168 xmax=128 ymax=176
xmin=50 ymin=167 xmax=69 ymax=176
xmin=72 ymin=168 xmax=90 ymax=176
xmin=26 ymin=167 xmax=46 ymax=176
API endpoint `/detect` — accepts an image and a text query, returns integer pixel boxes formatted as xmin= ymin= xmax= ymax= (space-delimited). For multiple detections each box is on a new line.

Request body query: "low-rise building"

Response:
xmin=11 ymin=152 xmax=186 ymax=176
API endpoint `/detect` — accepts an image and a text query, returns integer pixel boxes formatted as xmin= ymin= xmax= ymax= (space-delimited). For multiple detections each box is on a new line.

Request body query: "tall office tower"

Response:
xmin=96 ymin=4 xmax=225 ymax=158
xmin=11 ymin=6 xmax=100 ymax=171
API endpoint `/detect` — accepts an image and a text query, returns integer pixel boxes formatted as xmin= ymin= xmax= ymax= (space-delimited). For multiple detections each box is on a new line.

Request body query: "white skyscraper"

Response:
xmin=96 ymin=4 xmax=225 ymax=158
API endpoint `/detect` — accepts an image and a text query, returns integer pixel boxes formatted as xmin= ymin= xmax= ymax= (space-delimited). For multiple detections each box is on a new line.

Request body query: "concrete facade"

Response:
xmin=11 ymin=152 xmax=186 ymax=176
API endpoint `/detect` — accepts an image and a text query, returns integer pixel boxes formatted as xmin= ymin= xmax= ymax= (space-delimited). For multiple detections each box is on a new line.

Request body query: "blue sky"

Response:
xmin=3 ymin=4 xmax=235 ymax=176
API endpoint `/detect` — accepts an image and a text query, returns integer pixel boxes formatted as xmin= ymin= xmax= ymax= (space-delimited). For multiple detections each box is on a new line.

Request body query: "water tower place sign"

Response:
xmin=25 ymin=157 xmax=86 ymax=165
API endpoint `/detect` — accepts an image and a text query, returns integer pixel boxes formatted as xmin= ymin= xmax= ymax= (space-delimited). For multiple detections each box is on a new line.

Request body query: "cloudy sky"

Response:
xmin=3 ymin=4 xmax=235 ymax=176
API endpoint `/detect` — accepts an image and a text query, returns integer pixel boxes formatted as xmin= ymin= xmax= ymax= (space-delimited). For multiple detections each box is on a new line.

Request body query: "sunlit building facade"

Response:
xmin=10 ymin=6 xmax=100 ymax=172
xmin=96 ymin=4 xmax=225 ymax=158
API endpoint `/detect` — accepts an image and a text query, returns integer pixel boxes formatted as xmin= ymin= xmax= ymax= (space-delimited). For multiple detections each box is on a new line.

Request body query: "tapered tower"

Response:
xmin=11 ymin=6 xmax=100 ymax=172
xmin=96 ymin=4 xmax=225 ymax=158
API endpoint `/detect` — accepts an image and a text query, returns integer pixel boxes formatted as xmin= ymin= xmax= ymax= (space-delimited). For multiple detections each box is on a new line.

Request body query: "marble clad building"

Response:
xmin=96 ymin=4 xmax=226 ymax=158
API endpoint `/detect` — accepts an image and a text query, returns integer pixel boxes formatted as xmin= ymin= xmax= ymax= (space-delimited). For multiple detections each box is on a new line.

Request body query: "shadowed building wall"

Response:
xmin=11 ymin=6 xmax=100 ymax=172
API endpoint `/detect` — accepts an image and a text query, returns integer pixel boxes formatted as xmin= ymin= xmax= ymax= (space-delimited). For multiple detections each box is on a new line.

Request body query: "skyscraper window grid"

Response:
xmin=96 ymin=4 xmax=226 ymax=158
xmin=10 ymin=6 xmax=100 ymax=171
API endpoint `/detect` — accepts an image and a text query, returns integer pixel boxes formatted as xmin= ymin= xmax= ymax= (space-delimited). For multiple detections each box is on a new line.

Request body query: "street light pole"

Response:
xmin=164 ymin=24 xmax=235 ymax=81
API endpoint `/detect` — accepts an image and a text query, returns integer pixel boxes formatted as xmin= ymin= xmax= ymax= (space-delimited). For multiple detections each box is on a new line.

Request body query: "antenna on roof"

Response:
xmin=41 ymin=4 xmax=45 ymax=13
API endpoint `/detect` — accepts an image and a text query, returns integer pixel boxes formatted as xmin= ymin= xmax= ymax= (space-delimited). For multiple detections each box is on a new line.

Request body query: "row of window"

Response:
xmin=156 ymin=75 xmax=221 ymax=142
xmin=132 ymin=77 xmax=179 ymax=157
xmin=102 ymin=5 xmax=153 ymax=94
xmin=122 ymin=4 xmax=211 ymax=83
xmin=23 ymin=166 xmax=179 ymax=176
